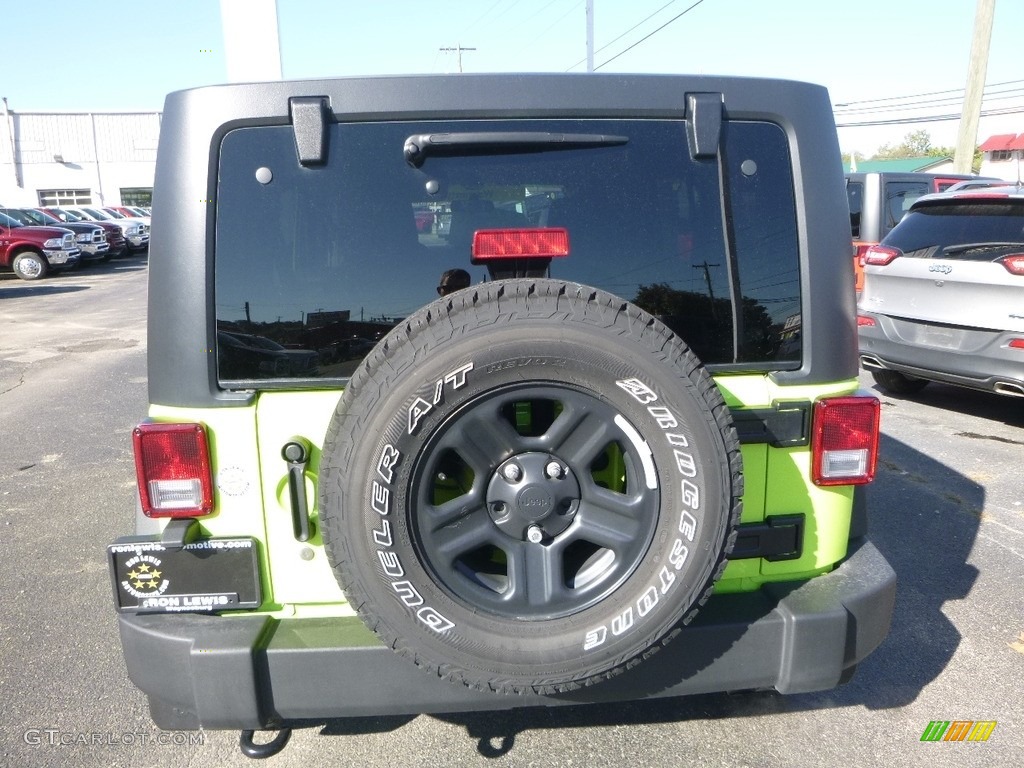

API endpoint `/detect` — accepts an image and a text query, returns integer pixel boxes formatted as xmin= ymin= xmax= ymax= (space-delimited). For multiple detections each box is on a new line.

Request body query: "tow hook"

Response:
xmin=239 ymin=728 xmax=292 ymax=759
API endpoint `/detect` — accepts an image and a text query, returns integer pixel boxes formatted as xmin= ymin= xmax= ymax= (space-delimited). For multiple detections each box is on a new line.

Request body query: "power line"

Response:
xmin=835 ymin=79 xmax=1024 ymax=109
xmin=835 ymin=83 xmax=1024 ymax=116
xmin=835 ymin=87 xmax=1024 ymax=117
xmin=566 ymin=0 xmax=683 ymax=71
xmin=835 ymin=104 xmax=1024 ymax=129
xmin=594 ymin=0 xmax=706 ymax=71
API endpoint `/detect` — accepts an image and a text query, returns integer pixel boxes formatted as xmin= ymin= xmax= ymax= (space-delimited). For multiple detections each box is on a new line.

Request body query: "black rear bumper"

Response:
xmin=117 ymin=538 xmax=895 ymax=731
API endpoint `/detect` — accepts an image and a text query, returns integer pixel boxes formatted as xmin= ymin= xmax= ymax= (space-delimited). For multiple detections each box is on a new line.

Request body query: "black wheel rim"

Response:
xmin=410 ymin=384 xmax=660 ymax=621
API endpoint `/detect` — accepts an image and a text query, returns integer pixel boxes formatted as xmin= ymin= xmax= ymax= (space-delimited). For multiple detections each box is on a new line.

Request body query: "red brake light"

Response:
xmin=812 ymin=396 xmax=880 ymax=486
xmin=471 ymin=228 xmax=570 ymax=260
xmin=864 ymin=245 xmax=900 ymax=266
xmin=133 ymin=423 xmax=214 ymax=518
xmin=1000 ymin=254 xmax=1024 ymax=275
xmin=1009 ymin=339 xmax=1024 ymax=350
xmin=857 ymin=315 xmax=876 ymax=327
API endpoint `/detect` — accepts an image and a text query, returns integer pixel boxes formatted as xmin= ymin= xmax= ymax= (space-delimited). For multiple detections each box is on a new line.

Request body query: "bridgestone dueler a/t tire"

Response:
xmin=319 ymin=279 xmax=743 ymax=695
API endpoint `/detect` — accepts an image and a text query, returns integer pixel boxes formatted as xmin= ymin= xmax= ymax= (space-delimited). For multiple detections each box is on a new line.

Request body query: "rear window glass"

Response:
xmin=883 ymin=181 xmax=930 ymax=231
xmin=884 ymin=202 xmax=1024 ymax=258
xmin=215 ymin=119 xmax=801 ymax=385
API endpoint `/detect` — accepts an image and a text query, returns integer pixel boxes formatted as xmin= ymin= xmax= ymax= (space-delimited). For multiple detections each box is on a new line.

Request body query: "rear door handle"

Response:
xmin=282 ymin=437 xmax=314 ymax=542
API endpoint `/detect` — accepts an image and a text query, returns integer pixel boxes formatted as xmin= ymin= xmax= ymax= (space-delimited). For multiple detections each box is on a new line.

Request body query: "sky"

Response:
xmin=4 ymin=0 xmax=1024 ymax=157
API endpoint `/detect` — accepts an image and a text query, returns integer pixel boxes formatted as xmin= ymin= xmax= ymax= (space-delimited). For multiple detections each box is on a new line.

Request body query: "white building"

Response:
xmin=977 ymin=133 xmax=1024 ymax=182
xmin=0 ymin=107 xmax=160 ymax=208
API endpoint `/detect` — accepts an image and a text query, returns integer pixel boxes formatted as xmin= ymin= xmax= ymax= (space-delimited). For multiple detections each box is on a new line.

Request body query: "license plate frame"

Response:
xmin=108 ymin=538 xmax=261 ymax=614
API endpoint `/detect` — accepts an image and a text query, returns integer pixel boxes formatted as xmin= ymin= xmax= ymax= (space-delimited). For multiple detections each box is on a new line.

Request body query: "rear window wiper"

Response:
xmin=404 ymin=131 xmax=628 ymax=167
xmin=941 ymin=241 xmax=1024 ymax=259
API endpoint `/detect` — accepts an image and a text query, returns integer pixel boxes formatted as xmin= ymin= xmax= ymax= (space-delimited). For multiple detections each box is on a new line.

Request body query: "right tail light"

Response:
xmin=811 ymin=396 xmax=880 ymax=486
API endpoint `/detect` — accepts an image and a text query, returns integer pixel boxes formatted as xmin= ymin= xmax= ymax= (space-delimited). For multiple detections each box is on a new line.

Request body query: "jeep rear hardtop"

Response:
xmin=111 ymin=74 xmax=894 ymax=754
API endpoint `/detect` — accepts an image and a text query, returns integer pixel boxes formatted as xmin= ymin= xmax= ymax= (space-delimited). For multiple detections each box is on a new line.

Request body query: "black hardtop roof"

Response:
xmin=165 ymin=72 xmax=828 ymax=118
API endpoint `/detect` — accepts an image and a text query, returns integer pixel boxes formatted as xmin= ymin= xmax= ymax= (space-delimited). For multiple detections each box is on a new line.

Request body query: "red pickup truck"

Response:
xmin=0 ymin=211 xmax=81 ymax=280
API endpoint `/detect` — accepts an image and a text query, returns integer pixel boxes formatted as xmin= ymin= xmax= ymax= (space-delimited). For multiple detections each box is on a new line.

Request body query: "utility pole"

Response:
xmin=954 ymin=0 xmax=996 ymax=174
xmin=220 ymin=0 xmax=283 ymax=82
xmin=586 ymin=0 xmax=594 ymax=72
xmin=440 ymin=44 xmax=476 ymax=73
xmin=694 ymin=261 xmax=719 ymax=302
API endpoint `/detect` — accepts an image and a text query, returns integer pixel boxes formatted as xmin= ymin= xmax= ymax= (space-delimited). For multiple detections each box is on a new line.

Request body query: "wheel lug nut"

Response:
xmin=502 ymin=464 xmax=522 ymax=482
xmin=526 ymin=525 xmax=544 ymax=543
xmin=545 ymin=461 xmax=563 ymax=479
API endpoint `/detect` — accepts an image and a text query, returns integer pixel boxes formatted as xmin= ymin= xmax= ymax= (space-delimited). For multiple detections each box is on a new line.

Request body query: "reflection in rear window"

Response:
xmin=215 ymin=119 xmax=801 ymax=384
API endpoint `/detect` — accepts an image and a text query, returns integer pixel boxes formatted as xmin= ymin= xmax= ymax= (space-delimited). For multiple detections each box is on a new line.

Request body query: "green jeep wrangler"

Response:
xmin=109 ymin=73 xmax=895 ymax=758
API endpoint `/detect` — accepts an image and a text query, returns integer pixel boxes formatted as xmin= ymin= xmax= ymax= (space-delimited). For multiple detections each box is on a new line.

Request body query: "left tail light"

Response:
xmin=133 ymin=423 xmax=214 ymax=517
xmin=811 ymin=396 xmax=880 ymax=486
xmin=863 ymin=245 xmax=901 ymax=266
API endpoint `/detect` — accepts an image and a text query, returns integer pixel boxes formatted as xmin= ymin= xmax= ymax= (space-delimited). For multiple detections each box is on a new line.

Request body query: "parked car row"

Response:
xmin=0 ymin=205 xmax=148 ymax=280
xmin=845 ymin=171 xmax=1003 ymax=292
xmin=217 ymin=330 xmax=320 ymax=379
xmin=858 ymin=183 xmax=1024 ymax=399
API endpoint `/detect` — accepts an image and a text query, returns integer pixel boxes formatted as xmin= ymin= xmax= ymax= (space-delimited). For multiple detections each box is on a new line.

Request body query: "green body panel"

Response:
xmin=147 ymin=374 xmax=862 ymax=610
xmin=253 ymin=391 xmax=349 ymax=608
xmin=713 ymin=375 xmax=861 ymax=591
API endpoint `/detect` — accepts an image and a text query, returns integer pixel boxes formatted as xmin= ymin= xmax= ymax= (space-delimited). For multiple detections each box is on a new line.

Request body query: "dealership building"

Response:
xmin=0 ymin=106 xmax=160 ymax=209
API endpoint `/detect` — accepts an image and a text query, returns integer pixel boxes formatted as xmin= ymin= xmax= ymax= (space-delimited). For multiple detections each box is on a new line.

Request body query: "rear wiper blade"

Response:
xmin=942 ymin=241 xmax=1024 ymax=255
xmin=404 ymin=131 xmax=628 ymax=167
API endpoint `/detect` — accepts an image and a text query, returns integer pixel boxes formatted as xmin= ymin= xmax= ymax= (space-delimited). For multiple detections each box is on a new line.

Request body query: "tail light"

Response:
xmin=472 ymin=228 xmax=570 ymax=260
xmin=811 ymin=396 xmax=880 ymax=486
xmin=133 ymin=423 xmax=214 ymax=517
xmin=857 ymin=315 xmax=876 ymax=327
xmin=864 ymin=245 xmax=900 ymax=266
xmin=1000 ymin=254 xmax=1024 ymax=275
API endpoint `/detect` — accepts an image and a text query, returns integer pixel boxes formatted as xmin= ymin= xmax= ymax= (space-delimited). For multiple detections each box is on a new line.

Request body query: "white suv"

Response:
xmin=858 ymin=186 xmax=1024 ymax=397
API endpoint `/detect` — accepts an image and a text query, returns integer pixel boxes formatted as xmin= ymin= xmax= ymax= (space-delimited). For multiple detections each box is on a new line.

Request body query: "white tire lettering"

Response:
xmin=378 ymin=549 xmax=404 ymax=578
xmin=648 ymin=405 xmax=677 ymax=429
xmin=417 ymin=607 xmax=455 ymax=633
xmin=616 ymin=377 xmax=658 ymax=404
xmin=673 ymin=449 xmax=697 ymax=477
xmin=669 ymin=539 xmax=689 ymax=570
xmin=584 ymin=626 xmax=607 ymax=651
xmin=658 ymin=565 xmax=676 ymax=594
xmin=376 ymin=444 xmax=400 ymax=483
xmin=637 ymin=586 xmax=658 ymax=617
xmin=392 ymin=580 xmax=424 ymax=607
xmin=407 ymin=396 xmax=432 ymax=434
xmin=681 ymin=480 xmax=699 ymax=510
xmin=372 ymin=519 xmax=393 ymax=547
xmin=679 ymin=510 xmax=697 ymax=541
xmin=371 ymin=480 xmax=389 ymax=515
xmin=443 ymin=361 xmax=474 ymax=389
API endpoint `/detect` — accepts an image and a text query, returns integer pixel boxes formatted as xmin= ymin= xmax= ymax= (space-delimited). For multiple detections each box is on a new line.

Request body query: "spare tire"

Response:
xmin=319 ymin=279 xmax=742 ymax=694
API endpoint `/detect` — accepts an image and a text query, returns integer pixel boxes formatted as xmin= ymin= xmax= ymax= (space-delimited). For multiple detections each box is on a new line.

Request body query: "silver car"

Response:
xmin=858 ymin=186 xmax=1024 ymax=397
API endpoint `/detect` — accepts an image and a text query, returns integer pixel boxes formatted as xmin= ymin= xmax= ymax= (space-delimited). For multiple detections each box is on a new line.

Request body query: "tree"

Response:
xmin=873 ymin=130 xmax=939 ymax=159
xmin=869 ymin=130 xmax=982 ymax=171
xmin=842 ymin=150 xmax=866 ymax=167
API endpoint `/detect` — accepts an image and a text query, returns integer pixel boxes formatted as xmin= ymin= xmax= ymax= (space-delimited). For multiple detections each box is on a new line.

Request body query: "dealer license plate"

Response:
xmin=108 ymin=538 xmax=261 ymax=614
